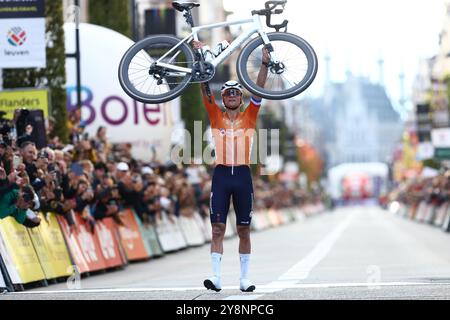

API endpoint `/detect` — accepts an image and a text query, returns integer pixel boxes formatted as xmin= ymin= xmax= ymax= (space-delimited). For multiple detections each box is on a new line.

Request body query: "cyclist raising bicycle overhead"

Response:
xmin=193 ymin=40 xmax=269 ymax=293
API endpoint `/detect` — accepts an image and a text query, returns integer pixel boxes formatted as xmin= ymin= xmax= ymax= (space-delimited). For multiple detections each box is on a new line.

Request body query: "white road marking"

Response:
xmin=260 ymin=211 xmax=355 ymax=294
xmin=9 ymin=281 xmax=438 ymax=295
xmin=275 ymin=211 xmax=355 ymax=282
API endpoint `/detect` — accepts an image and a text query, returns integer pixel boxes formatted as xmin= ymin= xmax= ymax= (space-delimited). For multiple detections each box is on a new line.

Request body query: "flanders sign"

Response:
xmin=0 ymin=89 xmax=49 ymax=120
xmin=0 ymin=0 xmax=46 ymax=68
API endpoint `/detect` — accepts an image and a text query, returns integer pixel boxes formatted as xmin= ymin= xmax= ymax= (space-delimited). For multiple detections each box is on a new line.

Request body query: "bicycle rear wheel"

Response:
xmin=237 ymin=32 xmax=318 ymax=100
xmin=118 ymin=35 xmax=195 ymax=104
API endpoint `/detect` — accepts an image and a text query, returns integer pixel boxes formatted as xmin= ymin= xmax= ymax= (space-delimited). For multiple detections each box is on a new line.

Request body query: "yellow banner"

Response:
xmin=0 ymin=217 xmax=45 ymax=284
xmin=27 ymin=226 xmax=57 ymax=280
xmin=0 ymin=89 xmax=49 ymax=120
xmin=31 ymin=212 xmax=73 ymax=278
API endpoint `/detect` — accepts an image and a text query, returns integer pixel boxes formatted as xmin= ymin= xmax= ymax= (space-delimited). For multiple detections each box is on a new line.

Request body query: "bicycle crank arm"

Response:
xmin=154 ymin=62 xmax=192 ymax=74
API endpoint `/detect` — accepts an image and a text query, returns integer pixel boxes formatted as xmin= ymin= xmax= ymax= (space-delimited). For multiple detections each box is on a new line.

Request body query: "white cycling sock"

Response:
xmin=211 ymin=252 xmax=222 ymax=278
xmin=240 ymin=254 xmax=251 ymax=280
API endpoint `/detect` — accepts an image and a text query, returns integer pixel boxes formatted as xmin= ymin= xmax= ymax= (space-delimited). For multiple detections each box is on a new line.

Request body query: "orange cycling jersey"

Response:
xmin=202 ymin=93 xmax=262 ymax=167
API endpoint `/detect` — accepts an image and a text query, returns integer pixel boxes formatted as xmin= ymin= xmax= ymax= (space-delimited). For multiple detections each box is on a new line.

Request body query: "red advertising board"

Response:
xmin=57 ymin=211 xmax=108 ymax=273
xmin=95 ymin=218 xmax=127 ymax=268
xmin=117 ymin=209 xmax=150 ymax=261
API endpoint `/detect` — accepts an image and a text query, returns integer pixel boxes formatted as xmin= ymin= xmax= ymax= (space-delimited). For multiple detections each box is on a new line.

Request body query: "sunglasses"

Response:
xmin=223 ymin=89 xmax=242 ymax=97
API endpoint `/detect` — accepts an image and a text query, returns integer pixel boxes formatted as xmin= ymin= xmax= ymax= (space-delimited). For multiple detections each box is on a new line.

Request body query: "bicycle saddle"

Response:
xmin=172 ymin=2 xmax=200 ymax=12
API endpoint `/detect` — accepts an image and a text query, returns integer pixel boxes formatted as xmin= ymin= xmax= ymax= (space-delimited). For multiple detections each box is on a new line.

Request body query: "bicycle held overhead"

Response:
xmin=118 ymin=0 xmax=318 ymax=104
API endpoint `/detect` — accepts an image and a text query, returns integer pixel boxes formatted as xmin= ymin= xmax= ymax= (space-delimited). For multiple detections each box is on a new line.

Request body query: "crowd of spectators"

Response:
xmin=388 ymin=169 xmax=450 ymax=210
xmin=0 ymin=109 xmax=321 ymax=232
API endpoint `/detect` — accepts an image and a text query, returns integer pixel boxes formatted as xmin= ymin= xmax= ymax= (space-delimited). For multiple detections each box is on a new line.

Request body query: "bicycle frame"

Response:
xmin=155 ymin=13 xmax=279 ymax=74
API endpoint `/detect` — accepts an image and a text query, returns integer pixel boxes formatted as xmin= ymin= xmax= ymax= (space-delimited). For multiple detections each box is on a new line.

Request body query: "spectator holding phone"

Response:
xmin=0 ymin=167 xmax=40 ymax=228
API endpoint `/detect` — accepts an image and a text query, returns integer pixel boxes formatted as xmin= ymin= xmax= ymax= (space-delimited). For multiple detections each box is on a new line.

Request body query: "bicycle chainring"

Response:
xmin=191 ymin=61 xmax=216 ymax=83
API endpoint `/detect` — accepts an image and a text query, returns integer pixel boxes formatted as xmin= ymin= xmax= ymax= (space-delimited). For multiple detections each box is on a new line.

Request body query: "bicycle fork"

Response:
xmin=257 ymin=30 xmax=283 ymax=71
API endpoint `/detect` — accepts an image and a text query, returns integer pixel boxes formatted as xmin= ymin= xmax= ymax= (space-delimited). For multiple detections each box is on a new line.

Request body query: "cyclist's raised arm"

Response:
xmin=200 ymin=82 xmax=215 ymax=103
xmin=193 ymin=40 xmax=219 ymax=118
xmin=200 ymin=82 xmax=219 ymax=123
xmin=252 ymin=47 xmax=270 ymax=103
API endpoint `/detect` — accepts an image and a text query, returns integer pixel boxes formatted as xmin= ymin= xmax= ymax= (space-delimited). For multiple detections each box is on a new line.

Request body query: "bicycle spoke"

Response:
xmin=280 ymin=73 xmax=295 ymax=87
xmin=130 ymin=61 xmax=150 ymax=69
xmin=135 ymin=55 xmax=153 ymax=64
xmin=137 ymin=49 xmax=153 ymax=63
xmin=145 ymin=78 xmax=155 ymax=95
xmin=128 ymin=67 xmax=148 ymax=71
xmin=133 ymin=77 xmax=149 ymax=91
xmin=140 ymin=77 xmax=149 ymax=92
xmin=128 ymin=69 xmax=148 ymax=77
xmin=130 ymin=73 xmax=150 ymax=83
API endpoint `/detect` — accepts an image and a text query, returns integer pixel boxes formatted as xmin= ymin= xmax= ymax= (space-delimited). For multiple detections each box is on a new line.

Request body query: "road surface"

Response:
xmin=3 ymin=206 xmax=450 ymax=300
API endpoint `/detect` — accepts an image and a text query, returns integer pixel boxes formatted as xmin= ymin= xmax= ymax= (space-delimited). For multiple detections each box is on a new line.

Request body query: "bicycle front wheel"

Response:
xmin=237 ymin=32 xmax=318 ymax=100
xmin=118 ymin=35 xmax=195 ymax=104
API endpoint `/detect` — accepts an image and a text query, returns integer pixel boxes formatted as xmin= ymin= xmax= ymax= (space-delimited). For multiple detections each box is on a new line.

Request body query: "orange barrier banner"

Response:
xmin=57 ymin=215 xmax=90 ymax=274
xmin=0 ymin=217 xmax=46 ymax=284
xmin=95 ymin=218 xmax=127 ymax=268
xmin=56 ymin=210 xmax=111 ymax=274
xmin=72 ymin=212 xmax=108 ymax=271
xmin=117 ymin=209 xmax=150 ymax=261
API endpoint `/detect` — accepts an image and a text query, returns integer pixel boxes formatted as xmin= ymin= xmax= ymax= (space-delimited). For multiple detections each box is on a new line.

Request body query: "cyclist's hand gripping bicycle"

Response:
xmin=118 ymin=1 xmax=318 ymax=104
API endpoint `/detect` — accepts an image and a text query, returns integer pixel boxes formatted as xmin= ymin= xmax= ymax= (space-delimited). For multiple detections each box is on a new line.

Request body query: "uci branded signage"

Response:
xmin=0 ymin=0 xmax=46 ymax=68
xmin=0 ymin=88 xmax=49 ymax=120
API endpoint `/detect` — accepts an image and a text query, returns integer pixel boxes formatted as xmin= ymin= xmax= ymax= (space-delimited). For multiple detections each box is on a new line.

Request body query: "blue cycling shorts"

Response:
xmin=210 ymin=165 xmax=254 ymax=226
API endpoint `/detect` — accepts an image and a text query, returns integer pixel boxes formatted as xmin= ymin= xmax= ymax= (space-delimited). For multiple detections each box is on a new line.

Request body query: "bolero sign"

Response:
xmin=64 ymin=23 xmax=179 ymax=162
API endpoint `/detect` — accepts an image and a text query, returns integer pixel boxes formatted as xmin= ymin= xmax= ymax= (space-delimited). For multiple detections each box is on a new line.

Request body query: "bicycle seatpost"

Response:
xmin=183 ymin=9 xmax=195 ymax=27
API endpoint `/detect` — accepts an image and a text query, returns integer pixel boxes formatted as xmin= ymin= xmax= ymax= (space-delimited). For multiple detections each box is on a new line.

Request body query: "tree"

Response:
xmin=2 ymin=1 xmax=69 ymax=142
xmin=181 ymin=84 xmax=208 ymax=162
xmin=88 ymin=0 xmax=131 ymax=37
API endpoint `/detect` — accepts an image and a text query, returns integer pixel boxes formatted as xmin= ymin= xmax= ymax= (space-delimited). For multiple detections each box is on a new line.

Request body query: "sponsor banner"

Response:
xmin=27 ymin=225 xmax=57 ymax=280
xmin=435 ymin=147 xmax=450 ymax=160
xmin=0 ymin=89 xmax=49 ymax=120
xmin=95 ymin=218 xmax=127 ymax=268
xmin=133 ymin=215 xmax=164 ymax=257
xmin=0 ymin=18 xmax=46 ymax=68
xmin=56 ymin=214 xmax=90 ymax=274
xmin=0 ymin=217 xmax=45 ymax=284
xmin=64 ymin=23 xmax=177 ymax=162
xmin=0 ymin=233 xmax=22 ymax=284
xmin=117 ymin=209 xmax=150 ymax=261
xmin=0 ymin=0 xmax=45 ymax=19
xmin=72 ymin=212 xmax=108 ymax=272
xmin=29 ymin=213 xmax=73 ymax=278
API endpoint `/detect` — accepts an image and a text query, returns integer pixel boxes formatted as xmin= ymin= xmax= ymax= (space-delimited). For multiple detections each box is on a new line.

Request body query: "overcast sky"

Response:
xmin=223 ymin=0 xmax=447 ymax=114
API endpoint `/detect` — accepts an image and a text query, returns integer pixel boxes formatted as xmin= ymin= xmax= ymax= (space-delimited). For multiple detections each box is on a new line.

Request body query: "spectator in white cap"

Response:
xmin=141 ymin=166 xmax=154 ymax=176
xmin=115 ymin=162 xmax=130 ymax=184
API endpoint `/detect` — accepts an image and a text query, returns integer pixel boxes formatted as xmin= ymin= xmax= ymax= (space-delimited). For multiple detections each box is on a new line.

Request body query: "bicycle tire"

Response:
xmin=118 ymin=35 xmax=195 ymax=104
xmin=237 ymin=32 xmax=318 ymax=100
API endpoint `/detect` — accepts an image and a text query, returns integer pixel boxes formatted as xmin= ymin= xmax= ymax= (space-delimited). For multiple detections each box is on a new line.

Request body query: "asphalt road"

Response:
xmin=3 ymin=206 xmax=450 ymax=300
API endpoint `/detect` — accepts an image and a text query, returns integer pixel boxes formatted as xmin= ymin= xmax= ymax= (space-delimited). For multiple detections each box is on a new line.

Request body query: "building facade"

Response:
xmin=303 ymin=74 xmax=402 ymax=169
